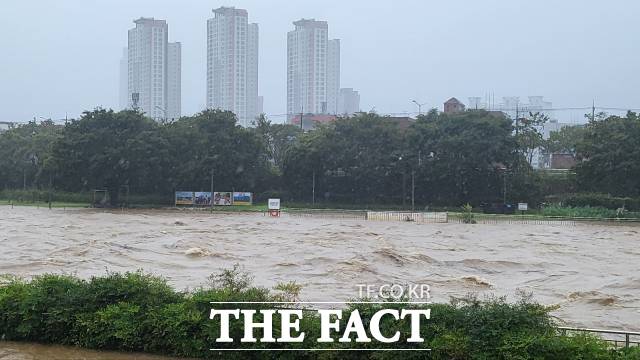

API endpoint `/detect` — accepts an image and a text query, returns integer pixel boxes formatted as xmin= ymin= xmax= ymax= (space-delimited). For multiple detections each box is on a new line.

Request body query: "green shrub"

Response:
xmin=145 ymin=301 xmax=206 ymax=357
xmin=0 ymin=270 xmax=634 ymax=359
xmin=461 ymin=203 xmax=476 ymax=224
xmin=82 ymin=271 xmax=180 ymax=311
xmin=76 ymin=302 xmax=144 ymax=350
xmin=0 ymin=274 xmax=86 ymax=344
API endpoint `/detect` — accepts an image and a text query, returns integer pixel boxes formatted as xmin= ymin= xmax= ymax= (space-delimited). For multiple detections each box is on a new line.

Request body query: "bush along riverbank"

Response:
xmin=1 ymin=270 xmax=639 ymax=359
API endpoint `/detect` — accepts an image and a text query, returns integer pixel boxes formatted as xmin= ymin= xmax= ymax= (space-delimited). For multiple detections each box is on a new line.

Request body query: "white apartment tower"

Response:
xmin=207 ymin=7 xmax=260 ymax=127
xmin=327 ymin=39 xmax=340 ymax=115
xmin=167 ymin=42 xmax=181 ymax=120
xmin=127 ymin=17 xmax=181 ymax=121
xmin=119 ymin=47 xmax=128 ymax=110
xmin=287 ymin=19 xmax=341 ymax=121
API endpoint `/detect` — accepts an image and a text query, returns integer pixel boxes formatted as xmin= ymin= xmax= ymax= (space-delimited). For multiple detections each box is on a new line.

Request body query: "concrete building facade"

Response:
xmin=166 ymin=42 xmax=181 ymax=120
xmin=207 ymin=7 xmax=260 ymax=127
xmin=127 ymin=17 xmax=181 ymax=121
xmin=119 ymin=47 xmax=128 ymax=110
xmin=444 ymin=97 xmax=466 ymax=114
xmin=287 ymin=19 xmax=340 ymax=122
xmin=338 ymin=88 xmax=360 ymax=115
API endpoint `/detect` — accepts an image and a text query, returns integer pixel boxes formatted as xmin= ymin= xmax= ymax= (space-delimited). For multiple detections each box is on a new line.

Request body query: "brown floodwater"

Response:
xmin=0 ymin=341 xmax=181 ymax=359
xmin=1 ymin=206 xmax=639 ymax=357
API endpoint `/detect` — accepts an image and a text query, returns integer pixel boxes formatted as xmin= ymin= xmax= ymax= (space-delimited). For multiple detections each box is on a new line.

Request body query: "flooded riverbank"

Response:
xmin=0 ymin=341 xmax=181 ymax=359
xmin=1 ymin=206 xmax=639 ymax=333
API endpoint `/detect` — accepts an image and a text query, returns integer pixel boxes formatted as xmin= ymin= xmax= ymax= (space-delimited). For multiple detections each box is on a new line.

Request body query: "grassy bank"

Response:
xmin=3 ymin=189 xmax=640 ymax=221
xmin=0 ymin=270 xmax=639 ymax=359
xmin=540 ymin=205 xmax=640 ymax=219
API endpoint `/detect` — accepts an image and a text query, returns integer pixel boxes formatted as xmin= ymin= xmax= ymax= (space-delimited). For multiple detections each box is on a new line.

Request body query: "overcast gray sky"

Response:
xmin=1 ymin=0 xmax=639 ymax=123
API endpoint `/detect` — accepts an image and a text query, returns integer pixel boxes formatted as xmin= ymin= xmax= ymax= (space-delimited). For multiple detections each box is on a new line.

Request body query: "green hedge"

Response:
xmin=0 ymin=189 xmax=173 ymax=207
xmin=1 ymin=270 xmax=639 ymax=359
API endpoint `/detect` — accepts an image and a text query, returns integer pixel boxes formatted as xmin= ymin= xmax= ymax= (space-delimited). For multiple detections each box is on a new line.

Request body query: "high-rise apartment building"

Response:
xmin=119 ymin=47 xmax=128 ymax=110
xmin=207 ymin=7 xmax=260 ymax=127
xmin=327 ymin=39 xmax=340 ymax=115
xmin=167 ymin=42 xmax=181 ymax=120
xmin=338 ymin=88 xmax=360 ymax=115
xmin=127 ymin=17 xmax=181 ymax=121
xmin=287 ymin=19 xmax=340 ymax=122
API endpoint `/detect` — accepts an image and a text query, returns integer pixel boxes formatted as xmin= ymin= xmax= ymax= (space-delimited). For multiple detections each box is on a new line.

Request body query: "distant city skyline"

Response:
xmin=2 ymin=1 xmax=640 ymax=124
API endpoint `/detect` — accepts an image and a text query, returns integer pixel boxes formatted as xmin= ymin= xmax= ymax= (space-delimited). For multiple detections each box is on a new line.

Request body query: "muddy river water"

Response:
xmin=0 ymin=206 xmax=639 ymax=357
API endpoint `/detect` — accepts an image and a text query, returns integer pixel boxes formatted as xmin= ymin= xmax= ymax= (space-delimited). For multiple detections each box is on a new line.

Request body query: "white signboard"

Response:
xmin=268 ymin=199 xmax=281 ymax=210
xmin=518 ymin=203 xmax=528 ymax=211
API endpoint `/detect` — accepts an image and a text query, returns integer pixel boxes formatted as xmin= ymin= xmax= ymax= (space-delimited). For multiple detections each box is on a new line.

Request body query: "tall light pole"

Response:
xmin=154 ymin=106 xmax=167 ymax=123
xmin=412 ymin=100 xmax=426 ymax=116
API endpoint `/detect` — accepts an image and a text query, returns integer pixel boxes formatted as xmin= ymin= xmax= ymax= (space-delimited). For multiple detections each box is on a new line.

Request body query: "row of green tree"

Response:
xmin=1 ymin=108 xmax=638 ymax=207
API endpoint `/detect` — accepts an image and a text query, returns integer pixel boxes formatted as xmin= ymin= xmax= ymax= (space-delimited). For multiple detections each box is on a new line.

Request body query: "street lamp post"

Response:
xmin=412 ymin=100 xmax=426 ymax=116
xmin=154 ymin=106 xmax=167 ymax=123
xmin=411 ymin=170 xmax=415 ymax=211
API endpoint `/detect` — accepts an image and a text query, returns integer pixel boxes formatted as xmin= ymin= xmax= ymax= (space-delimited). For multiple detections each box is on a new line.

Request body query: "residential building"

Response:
xmin=287 ymin=19 xmax=340 ymax=122
xmin=327 ymin=39 xmax=340 ymax=115
xmin=444 ymin=97 xmax=466 ymax=114
xmin=338 ymin=88 xmax=360 ymax=115
xmin=207 ymin=7 xmax=260 ymax=127
xmin=257 ymin=96 xmax=264 ymax=115
xmin=167 ymin=42 xmax=181 ymax=120
xmin=0 ymin=121 xmax=15 ymax=133
xmin=127 ymin=17 xmax=181 ymax=121
xmin=291 ymin=114 xmax=338 ymax=131
xmin=119 ymin=47 xmax=128 ymax=110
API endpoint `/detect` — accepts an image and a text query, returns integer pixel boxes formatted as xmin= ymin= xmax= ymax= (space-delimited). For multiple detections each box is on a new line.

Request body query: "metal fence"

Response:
xmin=366 ymin=211 xmax=448 ymax=224
xmin=284 ymin=209 xmax=640 ymax=227
xmin=285 ymin=210 xmax=448 ymax=223
xmin=558 ymin=327 xmax=640 ymax=348
xmin=448 ymin=214 xmax=577 ymax=226
xmin=287 ymin=209 xmax=367 ymax=220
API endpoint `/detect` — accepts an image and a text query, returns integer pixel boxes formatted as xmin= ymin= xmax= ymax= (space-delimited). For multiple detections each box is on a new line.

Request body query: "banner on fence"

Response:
xmin=175 ymin=191 xmax=194 ymax=206
xmin=214 ymin=192 xmax=233 ymax=206
xmin=194 ymin=192 xmax=212 ymax=206
xmin=233 ymin=192 xmax=253 ymax=206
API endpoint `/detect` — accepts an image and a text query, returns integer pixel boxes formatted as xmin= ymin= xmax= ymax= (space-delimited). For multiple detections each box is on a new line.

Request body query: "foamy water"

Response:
xmin=1 ymin=206 xmax=639 ymax=333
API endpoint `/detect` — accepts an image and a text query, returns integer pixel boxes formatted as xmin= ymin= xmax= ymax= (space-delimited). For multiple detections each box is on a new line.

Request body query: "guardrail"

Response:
xmin=558 ymin=327 xmax=640 ymax=348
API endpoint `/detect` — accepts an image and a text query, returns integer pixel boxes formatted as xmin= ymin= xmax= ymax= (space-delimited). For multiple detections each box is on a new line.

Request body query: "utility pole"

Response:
xmin=48 ymin=172 xmax=52 ymax=210
xmin=300 ymin=105 xmax=304 ymax=131
xmin=210 ymin=169 xmax=214 ymax=209
xmin=312 ymin=169 xmax=316 ymax=206
xmin=503 ymin=170 xmax=507 ymax=205
xmin=592 ymin=100 xmax=596 ymax=122
xmin=411 ymin=170 xmax=415 ymax=211
xmin=515 ymin=103 xmax=519 ymax=135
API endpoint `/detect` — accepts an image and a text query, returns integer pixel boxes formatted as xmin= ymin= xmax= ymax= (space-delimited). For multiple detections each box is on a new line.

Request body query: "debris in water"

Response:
xmin=184 ymin=247 xmax=211 ymax=257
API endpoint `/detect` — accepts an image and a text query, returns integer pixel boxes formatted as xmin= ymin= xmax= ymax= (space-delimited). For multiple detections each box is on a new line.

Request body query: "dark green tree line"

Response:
xmin=575 ymin=111 xmax=640 ymax=197
xmin=2 ymin=107 xmax=639 ymax=207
